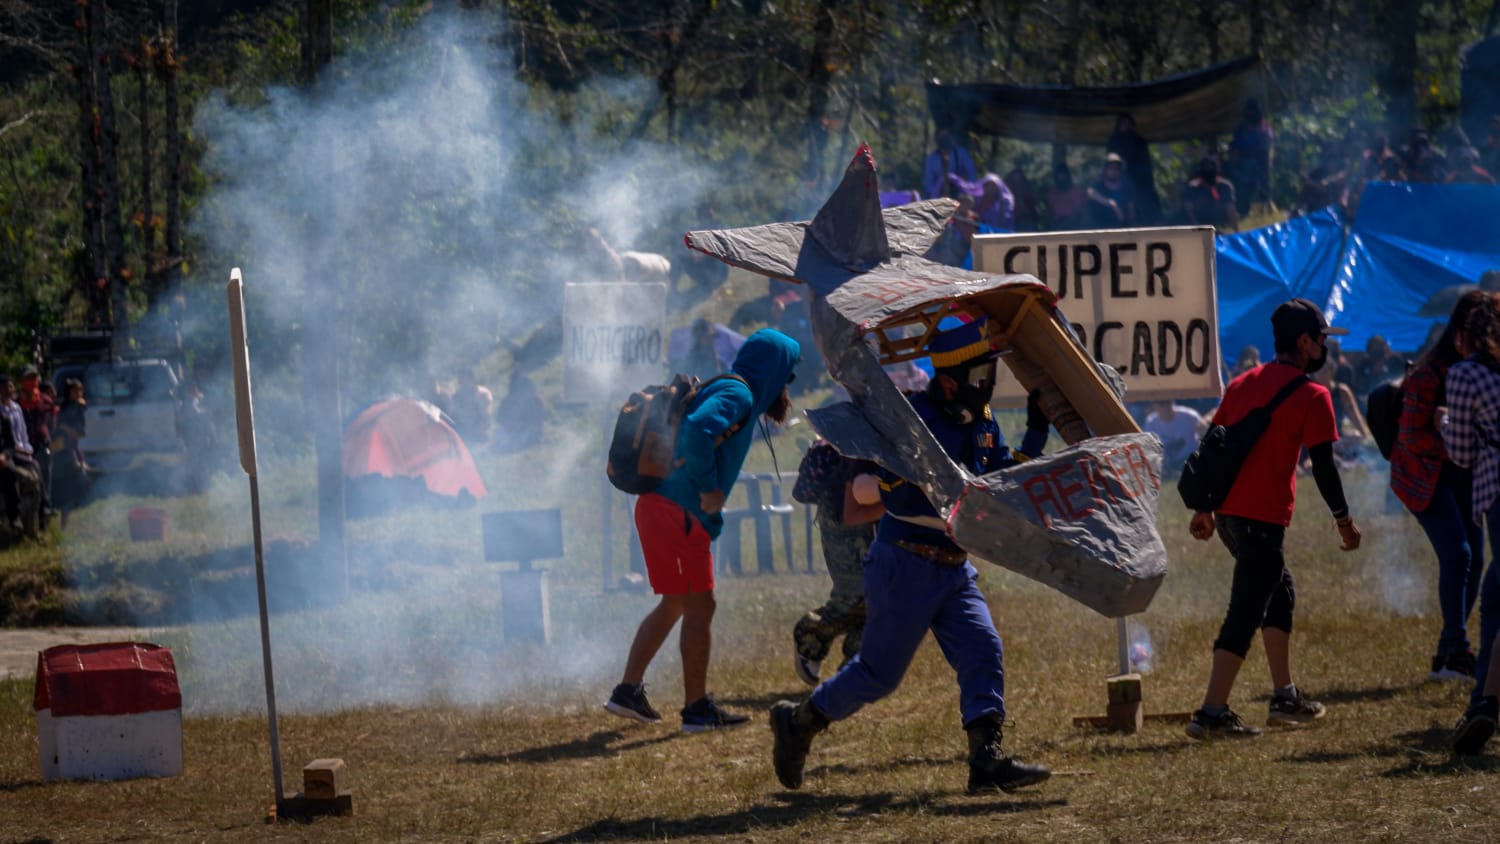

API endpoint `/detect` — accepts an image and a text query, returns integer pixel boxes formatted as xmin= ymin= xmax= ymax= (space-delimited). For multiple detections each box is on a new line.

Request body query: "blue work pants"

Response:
xmin=810 ymin=540 xmax=1006 ymax=728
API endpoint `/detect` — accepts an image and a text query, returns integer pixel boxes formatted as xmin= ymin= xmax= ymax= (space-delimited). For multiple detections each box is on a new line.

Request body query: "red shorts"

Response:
xmin=635 ymin=493 xmax=715 ymax=594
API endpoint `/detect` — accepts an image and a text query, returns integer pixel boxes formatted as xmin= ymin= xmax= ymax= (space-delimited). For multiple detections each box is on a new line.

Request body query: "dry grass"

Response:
xmin=3 ymin=463 xmax=1500 ymax=842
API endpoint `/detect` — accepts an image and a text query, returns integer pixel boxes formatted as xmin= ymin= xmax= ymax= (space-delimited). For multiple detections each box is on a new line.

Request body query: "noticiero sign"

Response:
xmin=562 ymin=281 xmax=667 ymax=404
xmin=973 ymin=226 xmax=1223 ymax=404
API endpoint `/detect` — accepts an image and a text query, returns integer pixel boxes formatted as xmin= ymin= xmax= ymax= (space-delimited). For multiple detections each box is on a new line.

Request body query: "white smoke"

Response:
xmin=65 ymin=9 xmax=738 ymax=715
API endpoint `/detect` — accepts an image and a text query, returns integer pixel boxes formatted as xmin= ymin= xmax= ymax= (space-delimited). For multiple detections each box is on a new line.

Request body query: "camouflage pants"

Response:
xmin=1 ymin=453 xmax=41 ymax=537
xmin=794 ymin=515 xmax=875 ymax=665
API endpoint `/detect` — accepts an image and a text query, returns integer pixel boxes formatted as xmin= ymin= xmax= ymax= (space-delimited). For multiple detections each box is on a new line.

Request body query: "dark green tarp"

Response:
xmin=926 ymin=56 xmax=1272 ymax=145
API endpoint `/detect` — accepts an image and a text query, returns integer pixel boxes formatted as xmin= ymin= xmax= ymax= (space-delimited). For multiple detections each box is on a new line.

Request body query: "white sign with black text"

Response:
xmin=562 ymin=282 xmax=668 ymax=404
xmin=973 ymin=227 xmax=1223 ymax=403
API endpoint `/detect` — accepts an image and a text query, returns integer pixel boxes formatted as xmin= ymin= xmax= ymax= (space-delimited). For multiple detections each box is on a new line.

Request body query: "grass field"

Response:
xmin=3 ymin=444 xmax=1500 ymax=842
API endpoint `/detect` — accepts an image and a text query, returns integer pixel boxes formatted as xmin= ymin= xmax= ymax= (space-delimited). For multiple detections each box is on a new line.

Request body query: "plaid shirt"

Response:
xmin=1390 ymin=362 xmax=1447 ymax=512
xmin=1441 ymin=358 xmax=1500 ymax=523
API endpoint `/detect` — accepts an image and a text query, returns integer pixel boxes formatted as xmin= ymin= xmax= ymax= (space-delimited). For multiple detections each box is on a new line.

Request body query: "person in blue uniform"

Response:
xmin=769 ymin=317 xmax=1052 ymax=794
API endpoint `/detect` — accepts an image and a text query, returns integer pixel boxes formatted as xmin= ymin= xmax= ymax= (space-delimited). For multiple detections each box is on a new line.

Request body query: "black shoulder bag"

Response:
xmin=1178 ymin=374 xmax=1310 ymax=512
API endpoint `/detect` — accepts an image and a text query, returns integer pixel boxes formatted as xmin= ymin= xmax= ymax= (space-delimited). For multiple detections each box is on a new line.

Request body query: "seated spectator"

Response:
xmin=1314 ymin=341 xmax=1371 ymax=443
xmin=1405 ymin=129 xmax=1448 ymax=184
xmin=1485 ymin=115 xmax=1500 ymax=178
xmin=448 ymin=370 xmax=495 ymax=444
xmin=922 ymin=128 xmax=978 ymax=200
xmin=1087 ymin=152 xmax=1136 ymax=228
xmin=1361 ymin=128 xmax=1394 ymax=181
xmin=1296 ymin=144 xmax=1350 ymax=215
xmin=1232 ymin=344 xmax=1261 ymax=377
xmin=1181 ymin=156 xmax=1239 ymax=231
xmin=1046 ymin=162 xmax=1090 ymax=230
xmin=1227 ymin=99 xmax=1274 ymax=214
xmin=1447 ymin=146 xmax=1496 ymax=185
xmin=972 ymin=173 xmax=1015 ymax=230
xmin=1005 ymin=164 xmax=1041 ymax=232
xmin=1482 ymin=269 xmax=1500 ymax=293
xmin=493 ymin=368 xmax=549 ymax=454
xmin=1377 ymin=152 xmax=1407 ymax=182
xmin=1142 ymin=400 xmax=1205 ymax=478
xmin=1107 ymin=112 xmax=1162 ymax=224
xmin=670 ymin=318 xmax=725 ymax=382
xmin=1352 ymin=334 xmax=1408 ymax=397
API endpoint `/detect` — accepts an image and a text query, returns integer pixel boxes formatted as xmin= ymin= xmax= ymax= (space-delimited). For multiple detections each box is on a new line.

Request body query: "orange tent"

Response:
xmin=342 ymin=398 xmax=487 ymax=499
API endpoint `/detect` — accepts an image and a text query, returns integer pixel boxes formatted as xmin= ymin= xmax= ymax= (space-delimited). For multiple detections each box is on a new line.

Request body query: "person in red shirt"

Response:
xmin=1185 ymin=299 xmax=1363 ymax=739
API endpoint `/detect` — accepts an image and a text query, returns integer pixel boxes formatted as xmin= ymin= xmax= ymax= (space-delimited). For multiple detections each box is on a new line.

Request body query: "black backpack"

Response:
xmin=605 ymin=373 xmax=748 ymax=495
xmin=1178 ymin=374 xmax=1310 ymax=512
xmin=1365 ymin=379 xmax=1405 ymax=460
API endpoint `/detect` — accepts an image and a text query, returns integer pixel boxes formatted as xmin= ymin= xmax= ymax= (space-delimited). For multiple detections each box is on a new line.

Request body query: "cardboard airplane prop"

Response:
xmin=685 ymin=145 xmax=1166 ymax=618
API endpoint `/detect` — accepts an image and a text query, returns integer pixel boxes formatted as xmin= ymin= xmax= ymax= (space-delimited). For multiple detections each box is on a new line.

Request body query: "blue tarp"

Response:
xmin=1215 ymin=207 xmax=1346 ymax=366
xmin=1328 ymin=183 xmax=1500 ymax=352
xmin=1213 ymin=183 xmax=1500 ymax=366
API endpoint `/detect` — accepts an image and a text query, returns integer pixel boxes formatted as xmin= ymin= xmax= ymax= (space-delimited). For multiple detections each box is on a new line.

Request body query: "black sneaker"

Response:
xmin=681 ymin=694 xmax=750 ymax=733
xmin=1267 ymin=689 xmax=1326 ymax=728
xmin=1452 ymin=696 xmax=1499 ymax=755
xmin=604 ymin=682 xmax=661 ymax=724
xmin=1186 ymin=707 xmax=1261 ymax=740
xmin=1431 ymin=650 xmax=1478 ymax=682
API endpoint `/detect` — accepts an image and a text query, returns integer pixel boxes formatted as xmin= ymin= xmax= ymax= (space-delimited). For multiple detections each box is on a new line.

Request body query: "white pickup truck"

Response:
xmin=51 ymin=358 xmax=186 ymax=474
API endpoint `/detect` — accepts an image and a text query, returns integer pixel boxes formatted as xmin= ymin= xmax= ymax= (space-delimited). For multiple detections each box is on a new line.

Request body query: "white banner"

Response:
xmin=973 ymin=227 xmax=1223 ymax=403
xmin=562 ymin=282 xmax=668 ymax=404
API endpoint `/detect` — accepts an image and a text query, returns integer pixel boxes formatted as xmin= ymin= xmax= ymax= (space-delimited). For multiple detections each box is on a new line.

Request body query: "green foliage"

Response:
xmin=0 ymin=0 xmax=1494 ymax=388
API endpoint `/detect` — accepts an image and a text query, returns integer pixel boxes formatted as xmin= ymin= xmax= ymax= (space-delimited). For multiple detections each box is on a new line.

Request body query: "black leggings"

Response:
xmin=1212 ymin=514 xmax=1296 ymax=658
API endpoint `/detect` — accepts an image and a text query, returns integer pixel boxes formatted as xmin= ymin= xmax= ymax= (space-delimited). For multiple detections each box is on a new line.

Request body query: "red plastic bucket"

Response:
xmin=127 ymin=508 xmax=167 ymax=542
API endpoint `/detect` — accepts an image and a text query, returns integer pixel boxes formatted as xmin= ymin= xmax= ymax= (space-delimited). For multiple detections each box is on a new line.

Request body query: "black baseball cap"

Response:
xmin=1271 ymin=298 xmax=1348 ymax=348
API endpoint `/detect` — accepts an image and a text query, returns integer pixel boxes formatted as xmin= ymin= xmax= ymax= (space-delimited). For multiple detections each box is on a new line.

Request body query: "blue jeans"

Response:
xmin=1411 ymin=464 xmax=1484 ymax=656
xmin=1472 ymin=507 xmax=1500 ymax=706
xmin=810 ymin=540 xmax=1006 ymax=727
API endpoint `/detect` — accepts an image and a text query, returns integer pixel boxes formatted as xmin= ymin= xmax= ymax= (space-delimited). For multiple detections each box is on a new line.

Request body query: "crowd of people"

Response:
xmin=918 ymin=102 xmax=1500 ymax=251
xmin=0 ymin=366 xmax=89 ymax=539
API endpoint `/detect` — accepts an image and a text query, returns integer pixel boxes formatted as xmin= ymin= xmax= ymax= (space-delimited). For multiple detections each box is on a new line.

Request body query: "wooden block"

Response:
xmin=1106 ymin=700 xmax=1144 ymax=733
xmin=1107 ymin=673 xmax=1142 ymax=705
xmin=303 ymin=758 xmax=346 ymax=801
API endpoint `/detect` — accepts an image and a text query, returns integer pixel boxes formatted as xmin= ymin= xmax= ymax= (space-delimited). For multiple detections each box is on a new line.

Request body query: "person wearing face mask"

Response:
xmin=770 ymin=318 xmax=1053 ymax=795
xmin=1184 ymin=299 xmax=1363 ymax=739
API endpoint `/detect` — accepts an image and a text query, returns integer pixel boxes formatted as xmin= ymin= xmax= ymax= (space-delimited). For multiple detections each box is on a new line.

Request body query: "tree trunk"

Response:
xmin=160 ymin=0 xmax=182 ymax=289
xmin=75 ymin=2 xmax=106 ymax=328
xmin=302 ymin=0 xmax=346 ymax=595
xmin=1379 ymin=0 xmax=1419 ymax=140
xmin=91 ymin=0 xmax=129 ymax=338
xmin=1053 ymin=0 xmax=1085 ymax=167
xmin=1198 ymin=0 xmax=1220 ymax=65
xmin=803 ymin=0 xmax=836 ymax=186
xmin=1246 ymin=0 xmax=1264 ymax=56
xmin=629 ymin=0 xmax=714 ymax=142
xmin=302 ymin=0 xmax=333 ymax=85
xmin=137 ymin=36 xmax=153 ymax=268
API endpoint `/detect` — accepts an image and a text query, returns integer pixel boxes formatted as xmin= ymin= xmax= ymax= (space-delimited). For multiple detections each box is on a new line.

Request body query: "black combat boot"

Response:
xmin=770 ymin=699 xmax=829 ymax=789
xmin=965 ymin=714 xmax=1050 ymax=794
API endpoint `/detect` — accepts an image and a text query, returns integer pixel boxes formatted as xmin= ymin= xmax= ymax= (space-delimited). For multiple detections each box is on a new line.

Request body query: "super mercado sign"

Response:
xmin=973 ymin=226 xmax=1223 ymax=403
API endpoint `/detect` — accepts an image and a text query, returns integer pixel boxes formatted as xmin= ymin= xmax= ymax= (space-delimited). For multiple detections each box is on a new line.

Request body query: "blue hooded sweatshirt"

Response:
xmin=656 ymin=328 xmax=800 ymax=539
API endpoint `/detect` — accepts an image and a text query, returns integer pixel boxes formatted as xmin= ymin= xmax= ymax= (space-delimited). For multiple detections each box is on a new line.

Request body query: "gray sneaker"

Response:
xmin=1267 ymin=689 xmax=1326 ymax=728
xmin=604 ymin=683 xmax=662 ymax=724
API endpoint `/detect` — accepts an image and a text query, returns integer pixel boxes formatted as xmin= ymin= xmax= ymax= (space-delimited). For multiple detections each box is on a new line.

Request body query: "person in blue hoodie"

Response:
xmin=769 ymin=318 xmax=1053 ymax=794
xmin=606 ymin=328 xmax=800 ymax=733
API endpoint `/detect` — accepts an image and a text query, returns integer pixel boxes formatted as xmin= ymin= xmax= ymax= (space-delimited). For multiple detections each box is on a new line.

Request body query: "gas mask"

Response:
xmin=932 ymin=359 xmax=998 ymax=425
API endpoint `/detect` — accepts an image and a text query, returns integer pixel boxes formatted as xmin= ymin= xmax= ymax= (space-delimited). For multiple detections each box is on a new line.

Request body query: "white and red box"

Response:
xmin=34 ymin=642 xmax=184 ymax=781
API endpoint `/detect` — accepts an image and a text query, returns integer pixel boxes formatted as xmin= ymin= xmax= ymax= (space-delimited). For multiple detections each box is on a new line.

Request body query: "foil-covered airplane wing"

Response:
xmin=686 ymin=144 xmax=1166 ymax=618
